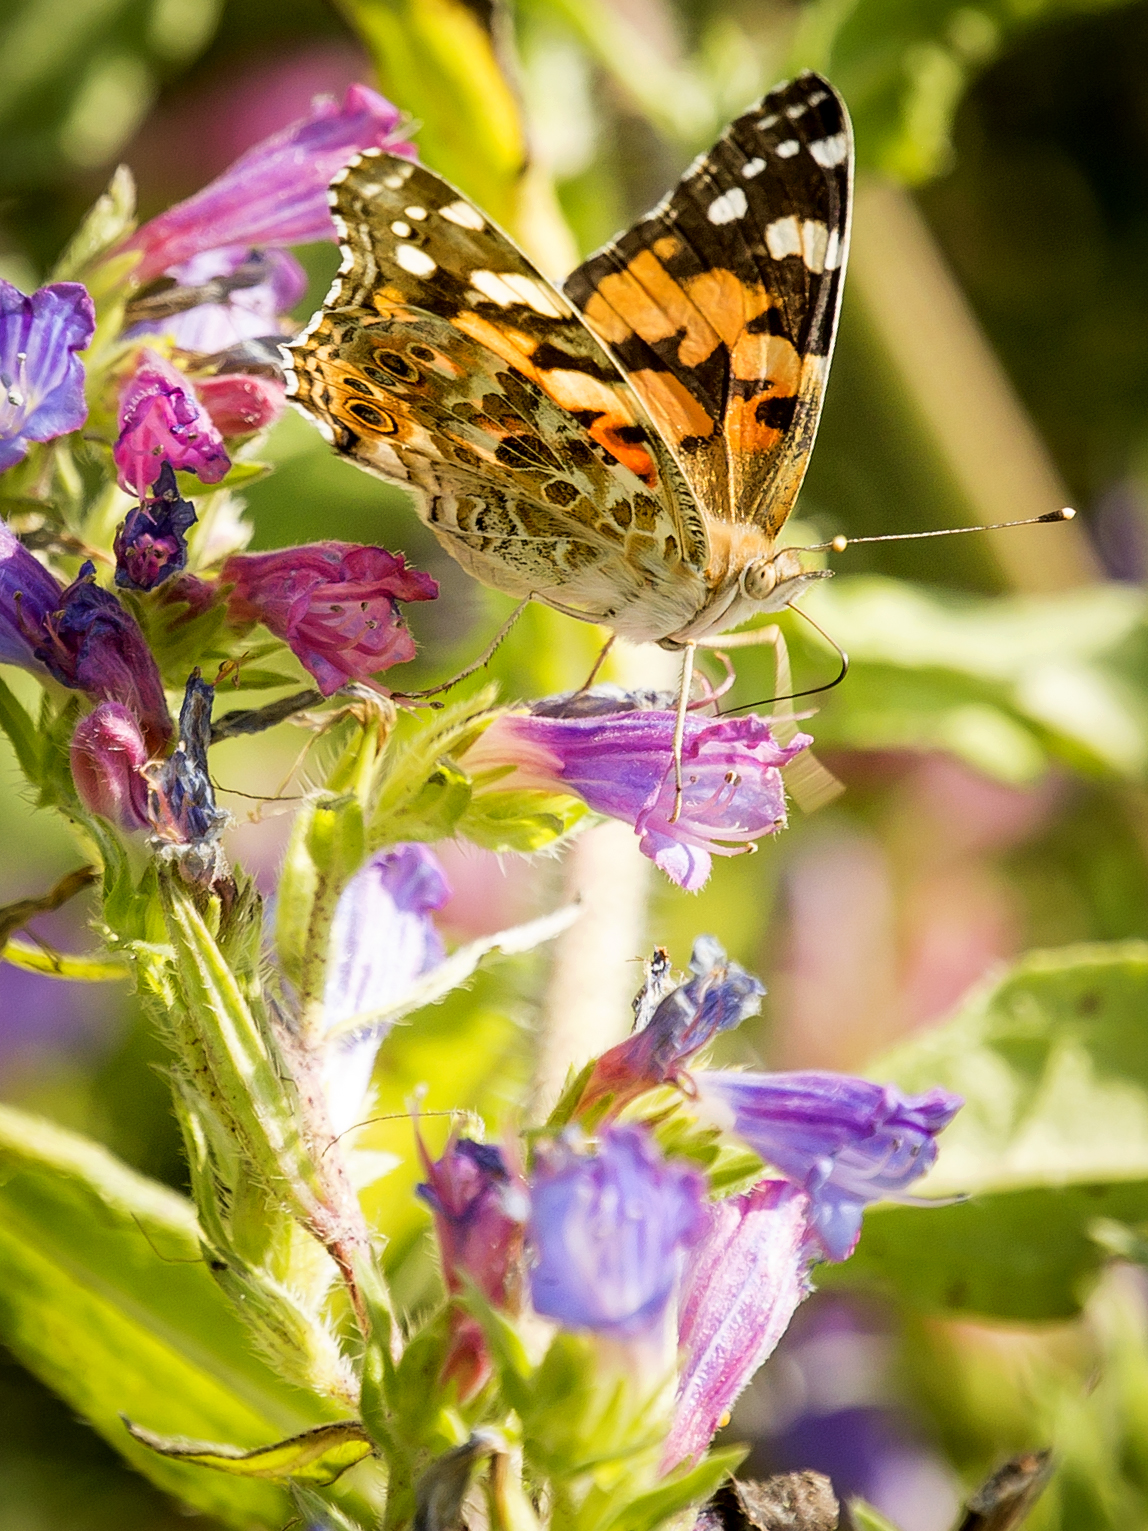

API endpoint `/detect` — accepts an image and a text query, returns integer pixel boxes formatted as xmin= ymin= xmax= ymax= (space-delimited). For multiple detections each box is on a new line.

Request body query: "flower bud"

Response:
xmin=114 ymin=462 xmax=197 ymax=592
xmin=70 ymin=702 xmax=151 ymax=830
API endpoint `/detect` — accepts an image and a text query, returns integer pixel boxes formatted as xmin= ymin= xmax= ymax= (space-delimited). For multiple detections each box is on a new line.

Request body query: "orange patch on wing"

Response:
xmin=679 ymin=270 xmax=771 ymax=349
xmin=724 ymin=393 xmax=783 ymax=455
xmin=628 ymin=368 xmax=716 ymax=446
xmin=730 ymin=331 xmax=802 ymax=389
xmin=652 ymin=234 xmax=682 ymax=261
xmin=585 ymin=252 xmax=723 ymax=369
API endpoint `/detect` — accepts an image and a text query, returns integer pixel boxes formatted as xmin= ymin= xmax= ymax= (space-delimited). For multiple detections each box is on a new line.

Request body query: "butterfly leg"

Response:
xmin=392 ymin=597 xmax=532 ymax=701
xmin=578 ymin=634 xmax=616 ymax=693
xmin=669 ymin=642 xmax=697 ymax=825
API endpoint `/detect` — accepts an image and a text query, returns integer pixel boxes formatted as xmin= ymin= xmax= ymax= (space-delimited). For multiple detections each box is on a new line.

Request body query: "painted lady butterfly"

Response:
xmin=285 ymin=72 xmax=851 ymax=661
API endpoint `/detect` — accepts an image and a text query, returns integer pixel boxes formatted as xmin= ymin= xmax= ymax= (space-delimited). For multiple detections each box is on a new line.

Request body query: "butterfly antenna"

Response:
xmin=799 ymin=505 xmax=1076 ymax=554
xmin=393 ymin=597 xmax=531 ymax=702
xmin=721 ymin=603 xmax=849 ymax=715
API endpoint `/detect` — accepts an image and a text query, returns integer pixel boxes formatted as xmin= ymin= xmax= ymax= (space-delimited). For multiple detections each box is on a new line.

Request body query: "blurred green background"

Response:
xmin=4 ymin=0 xmax=1148 ymax=1527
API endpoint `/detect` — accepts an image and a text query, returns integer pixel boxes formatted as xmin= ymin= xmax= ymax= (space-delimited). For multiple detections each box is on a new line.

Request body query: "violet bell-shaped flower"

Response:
xmin=70 ymin=702 xmax=151 ymax=830
xmin=222 ymin=542 xmax=438 ymax=695
xmin=528 ymin=1124 xmax=706 ymax=1338
xmin=693 ymin=1071 xmax=963 ymax=1261
xmin=462 ymin=688 xmax=811 ymax=892
xmin=127 ymin=248 xmax=307 ymax=354
xmin=0 ymin=279 xmax=95 ymax=471
xmin=124 ymin=85 xmax=416 ymax=284
xmin=663 ymin=1181 xmax=817 ymax=1471
xmin=1 ymin=540 xmax=172 ymax=752
xmin=114 ymin=462 xmax=197 ymax=591
xmin=418 ymin=1137 xmax=527 ymax=1399
xmin=577 ymin=936 xmax=765 ymax=1117
xmin=320 ymin=844 xmax=449 ymax=1134
xmin=114 ymin=349 xmax=230 ymax=497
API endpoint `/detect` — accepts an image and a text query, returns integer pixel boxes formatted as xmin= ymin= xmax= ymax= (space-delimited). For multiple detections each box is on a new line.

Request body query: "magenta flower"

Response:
xmin=0 ymin=536 xmax=171 ymax=752
xmin=578 ymin=936 xmax=765 ymax=1116
xmin=528 ymin=1125 xmax=706 ymax=1337
xmin=114 ymin=462 xmax=197 ymax=592
xmin=114 ymin=350 xmax=230 ymax=496
xmin=463 ymin=691 xmax=810 ymax=891
xmin=125 ymin=84 xmax=415 ymax=285
xmin=195 ymin=371 xmax=287 ymax=437
xmin=128 ymin=248 xmax=307 ymax=354
xmin=320 ymin=844 xmax=449 ymax=1133
xmin=694 ymin=1071 xmax=963 ymax=1261
xmin=418 ymin=1137 xmax=527 ymax=1399
xmin=70 ymin=702 xmax=151 ymax=830
xmin=664 ymin=1181 xmax=816 ymax=1470
xmin=222 ymin=542 xmax=438 ymax=695
xmin=0 ymin=280 xmax=95 ymax=471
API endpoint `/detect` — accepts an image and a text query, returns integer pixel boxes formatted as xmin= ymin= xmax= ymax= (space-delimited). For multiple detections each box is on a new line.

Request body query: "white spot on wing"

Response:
xmin=808 ymin=133 xmax=849 ymax=168
xmin=775 ymin=139 xmax=800 ymax=159
xmin=785 ymin=100 xmax=809 ymax=119
xmin=470 ymin=269 xmax=570 ymax=317
xmin=765 ymin=215 xmax=802 ymax=260
xmin=440 ymin=199 xmax=486 ymax=230
xmin=383 ymin=166 xmax=413 ymax=189
xmin=741 ymin=157 xmax=766 ymax=178
xmin=707 ymin=187 xmax=748 ymax=224
xmin=758 ymin=112 xmax=779 ymax=129
xmin=802 ymin=219 xmax=828 ymax=273
xmin=395 ymin=244 xmax=437 ymax=277
xmin=824 ymin=228 xmax=843 ymax=270
xmin=806 ymin=89 xmax=830 ymax=107
xmin=404 ymin=205 xmax=428 ymax=220
xmin=391 ymin=220 xmax=412 ymax=237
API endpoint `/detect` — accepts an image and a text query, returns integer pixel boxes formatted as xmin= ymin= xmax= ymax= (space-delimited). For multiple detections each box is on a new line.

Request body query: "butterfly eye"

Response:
xmin=740 ymin=559 xmax=778 ymax=601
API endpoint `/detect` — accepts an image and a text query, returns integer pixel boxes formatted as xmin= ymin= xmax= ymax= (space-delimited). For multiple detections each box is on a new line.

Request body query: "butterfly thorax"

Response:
xmin=651 ymin=523 xmax=823 ymax=647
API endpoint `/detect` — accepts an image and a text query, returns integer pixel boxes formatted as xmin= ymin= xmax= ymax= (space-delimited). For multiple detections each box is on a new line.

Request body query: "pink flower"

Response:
xmin=195 ymin=372 xmax=286 ymax=436
xmin=125 ymin=84 xmax=415 ymax=285
xmin=222 ymin=542 xmax=438 ymax=695
xmin=70 ymin=702 xmax=151 ymax=830
xmin=114 ymin=350 xmax=229 ymax=496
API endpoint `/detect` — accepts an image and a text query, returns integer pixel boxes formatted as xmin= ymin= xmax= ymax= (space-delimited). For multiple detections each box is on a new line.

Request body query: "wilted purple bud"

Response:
xmin=222 ymin=542 xmax=438 ymax=695
xmin=125 ymin=85 xmax=416 ymax=284
xmin=149 ymin=672 xmax=228 ymax=883
xmin=418 ymin=1137 xmax=527 ymax=1399
xmin=70 ymin=702 xmax=151 ymax=830
xmin=663 ymin=1181 xmax=816 ymax=1471
xmin=528 ymin=1125 xmax=705 ymax=1337
xmin=0 ymin=279 xmax=95 ymax=471
xmin=114 ymin=462 xmax=197 ymax=592
xmin=695 ymin=1072 xmax=963 ymax=1261
xmin=321 ymin=844 xmax=449 ymax=1134
xmin=114 ymin=349 xmax=230 ymax=497
xmin=128 ymin=248 xmax=306 ymax=353
xmin=463 ymin=692 xmax=810 ymax=891
xmin=578 ymin=936 xmax=765 ymax=1117
xmin=28 ymin=561 xmax=171 ymax=753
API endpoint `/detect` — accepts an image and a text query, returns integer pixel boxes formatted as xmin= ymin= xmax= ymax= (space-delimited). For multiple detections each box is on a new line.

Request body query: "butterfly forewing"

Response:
xmin=564 ymin=72 xmax=852 ymax=539
xmin=286 ymin=154 xmax=714 ymax=634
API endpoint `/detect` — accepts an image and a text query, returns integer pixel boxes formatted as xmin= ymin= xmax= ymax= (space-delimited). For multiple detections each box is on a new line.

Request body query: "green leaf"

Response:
xmin=124 ymin=1418 xmax=373 ymax=1484
xmin=336 ymin=0 xmax=527 ymax=232
xmin=276 ymin=790 xmax=366 ymax=1003
xmin=1 ymin=935 xmax=126 ymax=981
xmin=51 ymin=163 xmax=136 ymax=281
xmin=826 ymin=942 xmax=1148 ymax=1318
xmin=846 ymin=1499 xmax=903 ymax=1531
xmin=0 ymin=1102 xmax=339 ymax=1526
xmin=460 ymin=784 xmax=589 ymax=853
xmin=602 ymin=1447 xmax=747 ymax=1531
xmin=0 ymin=671 xmax=43 ymax=785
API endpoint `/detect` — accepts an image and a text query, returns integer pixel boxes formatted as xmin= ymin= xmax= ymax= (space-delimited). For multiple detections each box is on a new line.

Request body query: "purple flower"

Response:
xmin=222 ymin=542 xmax=438 ymax=695
xmin=418 ymin=1137 xmax=527 ymax=1399
xmin=125 ymin=84 xmax=416 ymax=285
xmin=0 ymin=521 xmax=62 ymax=677
xmin=128 ymin=248 xmax=307 ymax=353
xmin=0 ymin=280 xmax=95 ymax=471
xmin=463 ymin=691 xmax=810 ymax=891
xmin=664 ymin=1181 xmax=816 ymax=1470
xmin=528 ymin=1125 xmax=706 ymax=1337
xmin=70 ymin=702 xmax=151 ymax=830
xmin=2 ymin=546 xmax=172 ymax=753
xmin=578 ymin=936 xmax=765 ymax=1116
xmin=114 ymin=349 xmax=230 ymax=497
xmin=694 ymin=1072 xmax=963 ymax=1261
xmin=320 ymin=844 xmax=449 ymax=1134
xmin=195 ymin=371 xmax=287 ymax=437
xmin=114 ymin=462 xmax=197 ymax=592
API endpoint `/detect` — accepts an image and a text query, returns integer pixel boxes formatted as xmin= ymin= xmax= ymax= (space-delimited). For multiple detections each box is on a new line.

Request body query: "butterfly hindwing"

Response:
xmin=564 ymin=72 xmax=852 ymax=539
xmin=286 ymin=154 xmax=712 ymax=631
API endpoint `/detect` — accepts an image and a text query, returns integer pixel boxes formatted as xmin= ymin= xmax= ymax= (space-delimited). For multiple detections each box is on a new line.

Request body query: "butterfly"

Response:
xmin=285 ymin=72 xmax=852 ymax=673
